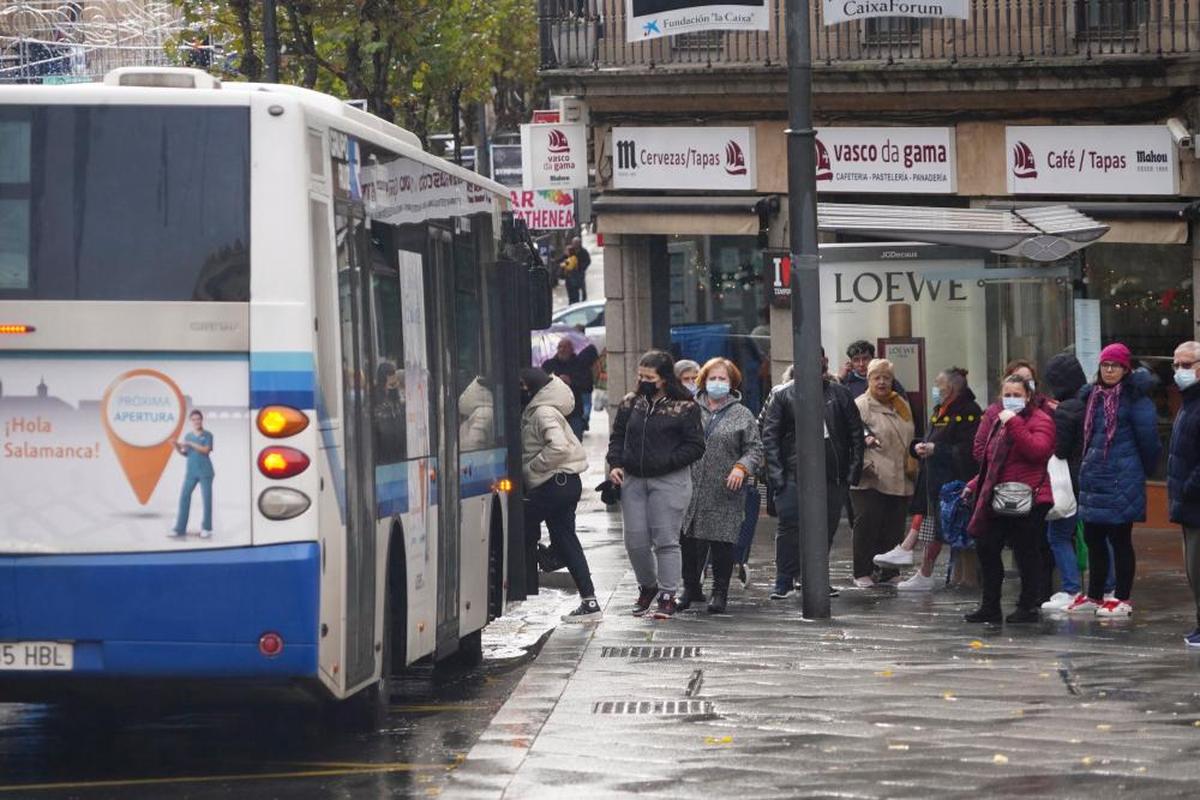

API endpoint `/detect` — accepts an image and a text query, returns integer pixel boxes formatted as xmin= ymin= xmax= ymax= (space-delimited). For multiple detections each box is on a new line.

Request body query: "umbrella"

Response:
xmin=531 ymin=325 xmax=592 ymax=367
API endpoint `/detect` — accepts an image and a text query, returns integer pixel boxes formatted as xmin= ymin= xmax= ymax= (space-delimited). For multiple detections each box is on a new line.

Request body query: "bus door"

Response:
xmin=335 ymin=205 xmax=379 ymax=689
xmin=427 ymin=225 xmax=462 ymax=657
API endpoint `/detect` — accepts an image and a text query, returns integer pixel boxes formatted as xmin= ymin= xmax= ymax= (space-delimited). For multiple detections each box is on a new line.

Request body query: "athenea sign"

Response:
xmin=520 ymin=122 xmax=588 ymax=190
xmin=626 ymin=0 xmax=768 ymax=42
xmin=814 ymin=127 xmax=956 ymax=193
xmin=509 ymin=189 xmax=577 ymax=231
xmin=1006 ymin=126 xmax=1179 ymax=196
xmin=823 ymin=0 xmax=969 ymax=24
xmin=612 ymin=126 xmax=756 ymax=191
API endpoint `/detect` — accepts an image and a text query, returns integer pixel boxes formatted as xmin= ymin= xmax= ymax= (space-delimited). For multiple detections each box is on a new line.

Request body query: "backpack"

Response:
xmin=938 ymin=480 xmax=974 ymax=550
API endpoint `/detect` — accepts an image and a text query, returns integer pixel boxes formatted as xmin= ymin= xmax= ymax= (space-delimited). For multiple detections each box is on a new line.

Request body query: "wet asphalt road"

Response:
xmin=0 ymin=641 xmax=544 ymax=799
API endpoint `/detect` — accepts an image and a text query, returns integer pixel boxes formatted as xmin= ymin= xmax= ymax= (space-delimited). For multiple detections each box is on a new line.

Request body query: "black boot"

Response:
xmin=707 ymin=590 xmax=727 ymax=614
xmin=964 ymin=606 xmax=1002 ymax=623
xmin=1006 ymin=607 xmax=1040 ymax=624
xmin=677 ymin=586 xmax=706 ymax=611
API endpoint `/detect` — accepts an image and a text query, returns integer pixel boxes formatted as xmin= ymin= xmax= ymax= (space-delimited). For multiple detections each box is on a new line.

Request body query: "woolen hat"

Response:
xmin=1098 ymin=342 xmax=1132 ymax=371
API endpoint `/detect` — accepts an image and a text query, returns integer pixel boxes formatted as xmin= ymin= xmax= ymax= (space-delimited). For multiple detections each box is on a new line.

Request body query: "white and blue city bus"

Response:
xmin=0 ymin=67 xmax=537 ymax=715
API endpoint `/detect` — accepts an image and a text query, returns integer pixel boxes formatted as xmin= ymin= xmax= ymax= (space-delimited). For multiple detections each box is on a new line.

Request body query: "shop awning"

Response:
xmin=593 ymin=194 xmax=1111 ymax=261
xmin=816 ymin=203 xmax=1109 ymax=261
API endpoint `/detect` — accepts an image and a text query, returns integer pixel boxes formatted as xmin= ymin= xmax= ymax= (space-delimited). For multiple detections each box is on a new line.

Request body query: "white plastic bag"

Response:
xmin=1045 ymin=455 xmax=1077 ymax=521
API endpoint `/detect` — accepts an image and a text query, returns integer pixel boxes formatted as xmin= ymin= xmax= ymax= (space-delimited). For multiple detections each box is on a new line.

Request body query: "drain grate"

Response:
xmin=592 ymin=699 xmax=713 ymax=715
xmin=600 ymin=645 xmax=702 ymax=659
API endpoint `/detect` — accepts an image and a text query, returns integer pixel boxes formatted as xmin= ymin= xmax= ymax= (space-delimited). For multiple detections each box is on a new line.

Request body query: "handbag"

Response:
xmin=991 ymin=481 xmax=1034 ymax=517
xmin=1045 ymin=456 xmax=1077 ymax=521
xmin=938 ymin=480 xmax=973 ymax=549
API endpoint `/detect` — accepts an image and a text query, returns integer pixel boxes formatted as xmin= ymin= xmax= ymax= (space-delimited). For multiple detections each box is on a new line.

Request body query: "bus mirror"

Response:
xmin=528 ymin=265 xmax=552 ymax=330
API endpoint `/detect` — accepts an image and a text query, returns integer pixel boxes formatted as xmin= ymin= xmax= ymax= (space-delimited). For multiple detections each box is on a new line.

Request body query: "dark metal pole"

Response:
xmin=263 ymin=0 xmax=280 ymax=82
xmin=476 ymin=101 xmax=491 ymax=178
xmin=785 ymin=0 xmax=829 ymax=619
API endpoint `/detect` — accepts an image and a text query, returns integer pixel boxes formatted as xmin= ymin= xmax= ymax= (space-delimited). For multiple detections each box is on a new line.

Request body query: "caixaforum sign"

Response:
xmin=813 ymin=127 xmax=956 ymax=193
xmin=1005 ymin=126 xmax=1179 ymax=195
xmin=626 ymin=0 xmax=768 ymax=42
xmin=823 ymin=0 xmax=969 ymax=24
xmin=520 ymin=122 xmax=588 ymax=190
xmin=612 ymin=126 xmax=756 ymax=191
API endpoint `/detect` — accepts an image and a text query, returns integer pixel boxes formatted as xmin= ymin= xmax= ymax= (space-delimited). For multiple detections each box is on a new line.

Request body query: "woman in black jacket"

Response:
xmin=607 ymin=350 xmax=706 ymax=619
xmin=874 ymin=367 xmax=981 ymax=589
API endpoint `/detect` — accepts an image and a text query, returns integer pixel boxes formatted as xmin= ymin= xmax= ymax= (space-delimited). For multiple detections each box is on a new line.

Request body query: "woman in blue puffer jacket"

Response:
xmin=1065 ymin=343 xmax=1162 ymax=619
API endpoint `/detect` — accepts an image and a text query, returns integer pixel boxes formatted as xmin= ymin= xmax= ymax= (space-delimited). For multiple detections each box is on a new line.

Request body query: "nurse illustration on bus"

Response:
xmin=171 ymin=409 xmax=214 ymax=538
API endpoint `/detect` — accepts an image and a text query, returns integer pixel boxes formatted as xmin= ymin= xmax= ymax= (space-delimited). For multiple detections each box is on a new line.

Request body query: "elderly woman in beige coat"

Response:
xmin=851 ymin=358 xmax=916 ymax=588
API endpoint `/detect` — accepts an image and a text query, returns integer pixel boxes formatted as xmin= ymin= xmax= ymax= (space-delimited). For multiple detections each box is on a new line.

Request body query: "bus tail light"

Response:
xmin=258 ymin=632 xmax=284 ymax=658
xmin=257 ymin=406 xmax=309 ymax=438
xmin=493 ymin=477 xmax=514 ymax=493
xmin=257 ymin=447 xmax=309 ymax=479
xmin=0 ymin=324 xmax=35 ymax=334
xmin=258 ymin=487 xmax=311 ymax=520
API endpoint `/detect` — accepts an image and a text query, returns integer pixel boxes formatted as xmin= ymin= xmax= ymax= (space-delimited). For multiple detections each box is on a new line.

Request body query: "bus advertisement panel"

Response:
xmin=0 ymin=355 xmax=251 ymax=554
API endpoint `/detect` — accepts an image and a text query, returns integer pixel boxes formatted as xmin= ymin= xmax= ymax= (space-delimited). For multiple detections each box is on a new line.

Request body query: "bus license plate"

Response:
xmin=0 ymin=642 xmax=73 ymax=671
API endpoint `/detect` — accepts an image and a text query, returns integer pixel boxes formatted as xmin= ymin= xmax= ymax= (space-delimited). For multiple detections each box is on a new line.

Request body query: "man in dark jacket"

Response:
xmin=1169 ymin=340 xmax=1200 ymax=647
xmin=839 ymin=340 xmax=905 ymax=398
xmin=761 ymin=350 xmax=865 ymax=598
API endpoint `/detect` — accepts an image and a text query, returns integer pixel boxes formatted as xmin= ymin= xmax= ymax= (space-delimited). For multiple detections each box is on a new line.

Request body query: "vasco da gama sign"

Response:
xmin=626 ymin=0 xmax=768 ymax=42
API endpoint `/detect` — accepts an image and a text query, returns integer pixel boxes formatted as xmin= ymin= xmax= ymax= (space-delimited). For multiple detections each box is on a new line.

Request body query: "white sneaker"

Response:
xmin=873 ymin=545 xmax=914 ymax=568
xmin=897 ymin=572 xmax=936 ymax=592
xmin=199 ymin=530 xmax=213 ymax=540
xmin=852 ymin=576 xmax=876 ymax=589
xmin=1096 ymin=599 xmax=1133 ymax=618
xmin=1041 ymin=591 xmax=1074 ymax=612
xmin=1065 ymin=594 xmax=1101 ymax=616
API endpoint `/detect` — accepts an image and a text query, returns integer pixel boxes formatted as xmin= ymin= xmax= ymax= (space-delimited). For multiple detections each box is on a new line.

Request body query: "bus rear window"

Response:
xmin=0 ymin=105 xmax=249 ymax=301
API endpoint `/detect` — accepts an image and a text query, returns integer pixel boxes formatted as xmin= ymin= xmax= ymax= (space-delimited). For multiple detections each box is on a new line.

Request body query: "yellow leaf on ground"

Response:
xmin=993 ymin=754 xmax=1009 ymax=765
xmin=705 ymin=736 xmax=733 ymax=745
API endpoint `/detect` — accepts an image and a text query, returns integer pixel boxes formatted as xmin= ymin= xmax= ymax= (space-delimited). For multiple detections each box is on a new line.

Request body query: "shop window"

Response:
xmin=1085 ymin=242 xmax=1191 ymax=480
xmin=1076 ymin=0 xmax=1147 ymax=39
xmin=863 ymin=18 xmax=920 ymax=47
xmin=667 ymin=234 xmax=770 ymax=413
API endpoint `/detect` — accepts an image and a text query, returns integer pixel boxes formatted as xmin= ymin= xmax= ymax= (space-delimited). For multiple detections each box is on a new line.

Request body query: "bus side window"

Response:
xmin=0 ymin=114 xmax=32 ymax=291
xmin=454 ymin=222 xmax=496 ymax=452
xmin=371 ymin=268 xmax=407 ymax=465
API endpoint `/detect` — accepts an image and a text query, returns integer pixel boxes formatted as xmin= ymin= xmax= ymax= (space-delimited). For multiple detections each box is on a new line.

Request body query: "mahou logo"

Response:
xmin=1012 ymin=141 xmax=1038 ymax=179
xmin=815 ymin=137 xmax=832 ymax=181
xmin=547 ymin=128 xmax=570 ymax=154
xmin=724 ymin=140 xmax=747 ymax=175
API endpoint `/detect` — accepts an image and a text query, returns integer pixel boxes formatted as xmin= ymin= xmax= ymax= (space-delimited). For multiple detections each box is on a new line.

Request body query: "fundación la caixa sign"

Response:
xmin=612 ymin=127 xmax=757 ymax=191
xmin=626 ymin=0 xmax=768 ymax=42
xmin=1006 ymin=126 xmax=1180 ymax=196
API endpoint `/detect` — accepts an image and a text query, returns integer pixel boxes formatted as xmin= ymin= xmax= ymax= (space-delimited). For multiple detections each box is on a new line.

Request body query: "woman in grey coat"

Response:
xmin=680 ymin=358 xmax=764 ymax=614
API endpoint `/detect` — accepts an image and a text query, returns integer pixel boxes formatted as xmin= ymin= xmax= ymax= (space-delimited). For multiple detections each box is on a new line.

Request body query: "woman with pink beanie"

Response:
xmin=1065 ymin=343 xmax=1162 ymax=618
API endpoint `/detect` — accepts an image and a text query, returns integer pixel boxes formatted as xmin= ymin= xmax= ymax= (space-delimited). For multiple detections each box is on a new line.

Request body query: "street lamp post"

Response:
xmin=785 ymin=0 xmax=830 ymax=619
xmin=263 ymin=0 xmax=280 ymax=83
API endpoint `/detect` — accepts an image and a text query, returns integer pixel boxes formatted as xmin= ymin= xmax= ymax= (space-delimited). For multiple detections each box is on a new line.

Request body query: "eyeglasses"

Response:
xmin=1174 ymin=361 xmax=1197 ymax=370
xmin=1099 ymin=362 xmax=1125 ymax=370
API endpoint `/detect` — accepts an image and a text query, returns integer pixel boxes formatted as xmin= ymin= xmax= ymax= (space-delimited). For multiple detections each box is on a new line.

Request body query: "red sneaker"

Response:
xmin=1065 ymin=594 xmax=1101 ymax=616
xmin=1097 ymin=599 xmax=1133 ymax=618
xmin=631 ymin=586 xmax=657 ymax=617
xmin=652 ymin=592 xmax=677 ymax=619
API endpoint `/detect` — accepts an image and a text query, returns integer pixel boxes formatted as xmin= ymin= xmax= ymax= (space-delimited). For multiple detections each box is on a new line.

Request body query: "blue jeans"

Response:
xmin=581 ymin=391 xmax=593 ymax=430
xmin=1046 ymin=516 xmax=1081 ymax=595
xmin=175 ymin=474 xmax=213 ymax=533
xmin=735 ymin=485 xmax=761 ymax=564
xmin=1045 ymin=516 xmax=1115 ymax=595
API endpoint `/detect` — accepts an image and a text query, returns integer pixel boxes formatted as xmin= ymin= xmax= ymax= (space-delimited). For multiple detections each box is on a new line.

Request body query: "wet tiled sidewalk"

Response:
xmin=451 ymin=516 xmax=1200 ymax=799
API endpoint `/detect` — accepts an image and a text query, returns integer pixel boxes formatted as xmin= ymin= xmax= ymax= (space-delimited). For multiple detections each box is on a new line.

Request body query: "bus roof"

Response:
xmin=0 ymin=67 xmax=510 ymax=200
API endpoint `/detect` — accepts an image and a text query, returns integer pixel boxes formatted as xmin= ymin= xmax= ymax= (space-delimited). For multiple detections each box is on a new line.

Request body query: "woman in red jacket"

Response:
xmin=963 ymin=374 xmax=1055 ymax=624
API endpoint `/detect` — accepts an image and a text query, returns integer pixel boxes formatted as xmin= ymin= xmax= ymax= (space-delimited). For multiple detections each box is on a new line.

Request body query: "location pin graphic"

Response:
xmin=101 ymin=369 xmax=186 ymax=505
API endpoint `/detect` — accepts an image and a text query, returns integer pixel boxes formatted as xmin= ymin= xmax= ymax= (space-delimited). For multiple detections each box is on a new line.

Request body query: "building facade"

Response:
xmin=540 ymin=1 xmax=1200 ymax=522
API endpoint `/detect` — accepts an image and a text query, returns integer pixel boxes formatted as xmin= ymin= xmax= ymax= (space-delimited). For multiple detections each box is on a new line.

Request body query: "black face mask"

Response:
xmin=520 ymin=388 xmax=533 ymax=406
xmin=637 ymin=380 xmax=658 ymax=399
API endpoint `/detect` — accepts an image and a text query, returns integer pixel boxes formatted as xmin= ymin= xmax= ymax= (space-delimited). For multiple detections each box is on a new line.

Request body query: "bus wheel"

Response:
xmin=455 ymin=629 xmax=483 ymax=669
xmin=335 ymin=586 xmax=393 ymax=730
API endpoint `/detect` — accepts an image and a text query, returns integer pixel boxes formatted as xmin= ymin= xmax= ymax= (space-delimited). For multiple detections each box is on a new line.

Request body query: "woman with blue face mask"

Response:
xmin=678 ymin=357 xmax=763 ymax=614
xmin=962 ymin=374 xmax=1056 ymax=624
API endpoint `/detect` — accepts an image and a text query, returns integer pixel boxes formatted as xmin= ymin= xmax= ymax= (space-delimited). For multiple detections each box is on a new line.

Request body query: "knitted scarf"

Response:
xmin=1082 ymin=382 xmax=1121 ymax=460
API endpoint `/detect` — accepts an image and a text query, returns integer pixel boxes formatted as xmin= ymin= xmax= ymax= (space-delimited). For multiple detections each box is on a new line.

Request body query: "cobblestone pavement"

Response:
xmin=450 ymin=512 xmax=1200 ymax=799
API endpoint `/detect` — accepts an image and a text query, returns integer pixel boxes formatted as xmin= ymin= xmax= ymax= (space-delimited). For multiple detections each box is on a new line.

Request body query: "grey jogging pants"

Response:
xmin=621 ymin=468 xmax=692 ymax=594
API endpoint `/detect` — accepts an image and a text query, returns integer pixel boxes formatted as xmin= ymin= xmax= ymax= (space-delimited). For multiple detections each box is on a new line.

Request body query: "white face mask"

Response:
xmin=1001 ymin=396 xmax=1026 ymax=413
xmin=1176 ymin=369 xmax=1198 ymax=390
xmin=931 ymin=386 xmax=943 ymax=407
xmin=706 ymin=380 xmax=731 ymax=399
xmin=684 ymin=381 xmax=698 ymax=396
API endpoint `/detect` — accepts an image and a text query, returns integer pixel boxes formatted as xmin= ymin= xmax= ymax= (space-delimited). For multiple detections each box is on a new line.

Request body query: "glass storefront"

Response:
xmin=667 ymin=234 xmax=770 ymax=412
